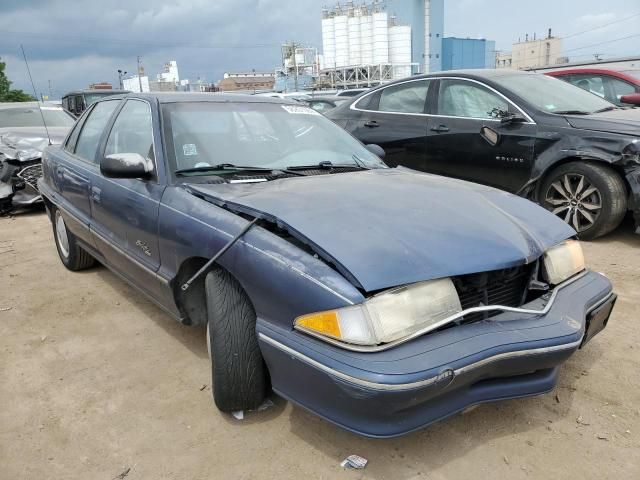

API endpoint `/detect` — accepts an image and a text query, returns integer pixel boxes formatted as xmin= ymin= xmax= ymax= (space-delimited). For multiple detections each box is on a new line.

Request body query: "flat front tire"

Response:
xmin=205 ymin=269 xmax=268 ymax=412
xmin=52 ymin=207 xmax=96 ymax=271
xmin=539 ymin=162 xmax=627 ymax=240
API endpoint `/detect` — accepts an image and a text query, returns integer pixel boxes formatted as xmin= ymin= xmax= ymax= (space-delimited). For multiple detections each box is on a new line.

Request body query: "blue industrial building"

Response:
xmin=384 ymin=0 xmax=444 ymax=73
xmin=441 ymin=37 xmax=496 ymax=71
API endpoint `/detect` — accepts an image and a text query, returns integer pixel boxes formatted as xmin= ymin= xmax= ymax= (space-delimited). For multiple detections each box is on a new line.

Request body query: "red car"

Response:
xmin=546 ymin=68 xmax=640 ymax=107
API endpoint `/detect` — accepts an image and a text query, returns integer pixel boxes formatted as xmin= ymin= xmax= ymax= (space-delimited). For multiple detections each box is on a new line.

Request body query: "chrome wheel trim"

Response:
xmin=55 ymin=211 xmax=70 ymax=258
xmin=545 ymin=173 xmax=602 ymax=232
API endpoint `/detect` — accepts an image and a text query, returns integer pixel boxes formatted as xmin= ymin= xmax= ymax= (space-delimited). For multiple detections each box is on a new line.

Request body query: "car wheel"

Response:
xmin=540 ymin=162 xmax=627 ymax=240
xmin=52 ymin=207 xmax=96 ymax=271
xmin=205 ymin=269 xmax=268 ymax=412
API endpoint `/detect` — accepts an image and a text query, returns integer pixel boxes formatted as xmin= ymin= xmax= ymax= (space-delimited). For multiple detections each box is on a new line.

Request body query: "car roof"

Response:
xmin=104 ymin=92 xmax=301 ymax=104
xmin=545 ymin=68 xmax=640 ymax=84
xmin=63 ymin=89 xmax=130 ymax=96
xmin=0 ymin=101 xmax=63 ymax=110
xmin=420 ymin=68 xmax=538 ymax=80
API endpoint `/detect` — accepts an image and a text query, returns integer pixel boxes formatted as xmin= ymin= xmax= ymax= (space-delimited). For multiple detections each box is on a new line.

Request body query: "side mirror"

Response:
xmin=620 ymin=93 xmax=640 ymax=106
xmin=101 ymin=153 xmax=152 ymax=179
xmin=365 ymin=143 xmax=386 ymax=159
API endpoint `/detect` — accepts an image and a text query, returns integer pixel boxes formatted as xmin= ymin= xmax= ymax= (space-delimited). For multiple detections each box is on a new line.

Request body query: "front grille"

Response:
xmin=17 ymin=164 xmax=43 ymax=191
xmin=452 ymin=264 xmax=535 ymax=323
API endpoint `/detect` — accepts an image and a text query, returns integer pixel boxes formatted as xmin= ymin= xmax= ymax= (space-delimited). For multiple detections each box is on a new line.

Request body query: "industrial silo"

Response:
xmin=360 ymin=6 xmax=373 ymax=65
xmin=424 ymin=0 xmax=430 ymax=73
xmin=321 ymin=10 xmax=335 ymax=69
xmin=372 ymin=10 xmax=389 ymax=64
xmin=334 ymin=11 xmax=349 ymax=67
xmin=347 ymin=8 xmax=361 ymax=66
xmin=389 ymin=24 xmax=411 ymax=79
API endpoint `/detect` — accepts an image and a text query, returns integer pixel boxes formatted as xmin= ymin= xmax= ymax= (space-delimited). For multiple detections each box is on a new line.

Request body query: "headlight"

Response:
xmin=543 ymin=239 xmax=585 ymax=285
xmin=294 ymin=278 xmax=462 ymax=346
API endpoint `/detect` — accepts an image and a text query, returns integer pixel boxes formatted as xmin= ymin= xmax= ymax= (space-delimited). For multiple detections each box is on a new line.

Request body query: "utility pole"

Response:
xmin=117 ymin=69 xmax=127 ymax=89
xmin=47 ymin=80 xmax=52 ymax=100
xmin=291 ymin=41 xmax=299 ymax=92
xmin=137 ymin=56 xmax=143 ymax=92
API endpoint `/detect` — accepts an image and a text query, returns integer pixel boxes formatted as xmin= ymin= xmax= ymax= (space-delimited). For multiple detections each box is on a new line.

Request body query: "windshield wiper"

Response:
xmin=553 ymin=110 xmax=590 ymax=115
xmin=175 ymin=163 xmax=305 ymax=176
xmin=286 ymin=160 xmax=367 ymax=170
xmin=593 ymin=106 xmax=617 ymax=113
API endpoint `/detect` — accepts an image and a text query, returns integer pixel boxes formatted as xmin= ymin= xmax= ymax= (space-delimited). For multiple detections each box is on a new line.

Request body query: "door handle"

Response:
xmin=364 ymin=121 xmax=379 ymax=128
xmin=430 ymin=124 xmax=450 ymax=133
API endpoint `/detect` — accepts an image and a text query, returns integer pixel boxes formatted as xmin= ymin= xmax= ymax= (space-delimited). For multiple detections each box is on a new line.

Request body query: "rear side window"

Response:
xmin=378 ymin=80 xmax=430 ymax=114
xmin=569 ymin=74 xmax=606 ymax=99
xmin=437 ymin=79 xmax=508 ymax=119
xmin=74 ymin=100 xmax=119 ymax=163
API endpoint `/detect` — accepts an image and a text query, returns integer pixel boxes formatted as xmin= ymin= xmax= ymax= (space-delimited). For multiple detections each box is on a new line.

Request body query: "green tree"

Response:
xmin=0 ymin=59 xmax=36 ymax=102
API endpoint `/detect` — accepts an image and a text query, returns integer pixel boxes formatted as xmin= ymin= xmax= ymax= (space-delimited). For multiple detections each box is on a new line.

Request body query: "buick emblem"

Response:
xmin=434 ymin=368 xmax=455 ymax=389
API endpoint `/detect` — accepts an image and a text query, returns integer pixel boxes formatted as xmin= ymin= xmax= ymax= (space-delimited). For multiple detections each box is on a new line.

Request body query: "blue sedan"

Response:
xmin=38 ymin=93 xmax=616 ymax=437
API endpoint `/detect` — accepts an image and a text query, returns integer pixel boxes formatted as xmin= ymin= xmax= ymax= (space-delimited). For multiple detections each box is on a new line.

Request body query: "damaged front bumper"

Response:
xmin=257 ymin=270 xmax=614 ymax=437
xmin=627 ymin=167 xmax=640 ymax=233
xmin=0 ymin=160 xmax=43 ymax=211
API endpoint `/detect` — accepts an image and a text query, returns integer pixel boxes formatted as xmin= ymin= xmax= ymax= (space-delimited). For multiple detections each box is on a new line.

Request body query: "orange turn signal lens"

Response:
xmin=295 ymin=311 xmax=342 ymax=339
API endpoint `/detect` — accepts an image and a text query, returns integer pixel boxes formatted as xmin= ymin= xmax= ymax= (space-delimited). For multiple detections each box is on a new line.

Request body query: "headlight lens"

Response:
xmin=294 ymin=278 xmax=462 ymax=346
xmin=543 ymin=239 xmax=585 ymax=285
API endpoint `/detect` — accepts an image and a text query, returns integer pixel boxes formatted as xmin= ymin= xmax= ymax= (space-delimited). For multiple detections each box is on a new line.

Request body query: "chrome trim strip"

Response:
xmin=258 ymin=332 xmax=582 ymax=392
xmin=90 ymin=227 xmax=169 ymax=285
xmin=295 ymin=270 xmax=590 ymax=352
xmin=351 ymin=76 xmax=535 ymax=124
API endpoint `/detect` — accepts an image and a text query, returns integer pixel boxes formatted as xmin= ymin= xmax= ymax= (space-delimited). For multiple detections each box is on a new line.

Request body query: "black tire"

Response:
xmin=51 ymin=207 xmax=96 ymax=271
xmin=539 ymin=161 xmax=627 ymax=240
xmin=205 ymin=269 xmax=267 ymax=412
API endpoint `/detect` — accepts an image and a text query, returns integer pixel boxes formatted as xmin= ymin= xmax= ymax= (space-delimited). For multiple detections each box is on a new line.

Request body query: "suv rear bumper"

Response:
xmin=257 ymin=270 xmax=614 ymax=437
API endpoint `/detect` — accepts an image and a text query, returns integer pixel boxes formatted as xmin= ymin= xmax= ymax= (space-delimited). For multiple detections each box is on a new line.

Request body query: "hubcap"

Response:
xmin=544 ymin=174 xmax=602 ymax=233
xmin=206 ymin=322 xmax=211 ymax=359
xmin=55 ymin=211 xmax=70 ymax=258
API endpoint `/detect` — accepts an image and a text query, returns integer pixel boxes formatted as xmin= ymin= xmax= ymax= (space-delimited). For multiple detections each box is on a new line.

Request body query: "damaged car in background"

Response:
xmin=0 ymin=102 xmax=74 ymax=213
xmin=39 ymin=93 xmax=616 ymax=437
xmin=327 ymin=70 xmax=640 ymax=239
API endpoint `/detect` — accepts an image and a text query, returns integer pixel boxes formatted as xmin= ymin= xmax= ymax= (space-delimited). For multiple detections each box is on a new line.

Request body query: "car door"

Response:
xmin=90 ymin=98 xmax=167 ymax=300
xmin=347 ymin=79 xmax=431 ymax=170
xmin=54 ymin=100 xmax=120 ymax=245
xmin=425 ymin=78 xmax=537 ymax=192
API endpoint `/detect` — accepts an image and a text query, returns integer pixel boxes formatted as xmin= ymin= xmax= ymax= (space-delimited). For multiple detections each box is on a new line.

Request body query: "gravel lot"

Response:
xmin=1 ymin=210 xmax=639 ymax=479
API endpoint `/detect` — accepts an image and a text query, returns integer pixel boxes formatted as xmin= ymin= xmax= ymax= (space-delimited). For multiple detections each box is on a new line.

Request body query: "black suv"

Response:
xmin=327 ymin=70 xmax=640 ymax=239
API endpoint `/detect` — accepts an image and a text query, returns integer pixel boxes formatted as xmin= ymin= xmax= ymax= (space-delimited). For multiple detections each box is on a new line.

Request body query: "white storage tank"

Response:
xmin=372 ymin=11 xmax=389 ymax=64
xmin=321 ymin=13 xmax=335 ymax=69
xmin=389 ymin=24 xmax=411 ymax=79
xmin=360 ymin=12 xmax=373 ymax=65
xmin=347 ymin=12 xmax=361 ymax=66
xmin=334 ymin=14 xmax=349 ymax=67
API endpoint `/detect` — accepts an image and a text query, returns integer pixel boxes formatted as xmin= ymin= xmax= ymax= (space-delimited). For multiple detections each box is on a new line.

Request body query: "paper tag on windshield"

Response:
xmin=183 ymin=143 xmax=197 ymax=156
xmin=281 ymin=105 xmax=320 ymax=115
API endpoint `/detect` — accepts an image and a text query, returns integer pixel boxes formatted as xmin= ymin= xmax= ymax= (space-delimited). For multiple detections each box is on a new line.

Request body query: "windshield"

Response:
xmin=0 ymin=106 xmax=74 ymax=128
xmin=162 ymin=102 xmax=385 ymax=173
xmin=493 ymin=73 xmax=615 ymax=114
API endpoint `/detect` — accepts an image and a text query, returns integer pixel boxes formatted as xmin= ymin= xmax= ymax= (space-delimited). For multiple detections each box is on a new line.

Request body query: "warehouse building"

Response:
xmin=441 ymin=37 xmax=496 ymax=71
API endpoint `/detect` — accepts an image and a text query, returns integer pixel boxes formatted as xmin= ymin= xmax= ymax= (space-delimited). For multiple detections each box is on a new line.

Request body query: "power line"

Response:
xmin=1 ymin=29 xmax=284 ymax=50
xmin=562 ymin=12 xmax=640 ymax=40
xmin=563 ymin=33 xmax=640 ymax=53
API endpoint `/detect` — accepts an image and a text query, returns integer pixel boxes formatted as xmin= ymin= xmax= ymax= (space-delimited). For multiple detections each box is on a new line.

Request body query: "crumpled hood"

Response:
xmin=187 ymin=168 xmax=575 ymax=292
xmin=565 ymin=108 xmax=640 ymax=136
xmin=0 ymin=127 xmax=68 ymax=162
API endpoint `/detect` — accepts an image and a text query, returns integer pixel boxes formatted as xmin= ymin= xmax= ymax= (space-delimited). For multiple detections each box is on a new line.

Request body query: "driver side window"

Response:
xmin=437 ymin=79 xmax=509 ymax=119
xmin=104 ymin=100 xmax=155 ymax=173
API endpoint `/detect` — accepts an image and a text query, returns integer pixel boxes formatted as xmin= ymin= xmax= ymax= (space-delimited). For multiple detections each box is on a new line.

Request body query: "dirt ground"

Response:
xmin=1 ymin=210 xmax=639 ymax=480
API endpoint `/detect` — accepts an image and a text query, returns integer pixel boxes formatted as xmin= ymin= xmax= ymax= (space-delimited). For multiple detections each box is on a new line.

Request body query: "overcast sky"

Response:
xmin=1 ymin=0 xmax=638 ymax=98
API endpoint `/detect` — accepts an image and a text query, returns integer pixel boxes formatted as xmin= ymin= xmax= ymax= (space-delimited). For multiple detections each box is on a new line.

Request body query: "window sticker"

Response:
xmin=182 ymin=143 xmax=198 ymax=156
xmin=281 ymin=105 xmax=321 ymax=115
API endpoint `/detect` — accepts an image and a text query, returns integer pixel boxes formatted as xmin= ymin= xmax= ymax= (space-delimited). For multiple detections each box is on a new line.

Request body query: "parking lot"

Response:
xmin=1 ymin=210 xmax=639 ymax=479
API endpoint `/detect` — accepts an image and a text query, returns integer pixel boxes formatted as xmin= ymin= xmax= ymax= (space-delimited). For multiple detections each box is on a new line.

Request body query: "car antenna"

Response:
xmin=20 ymin=44 xmax=52 ymax=146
